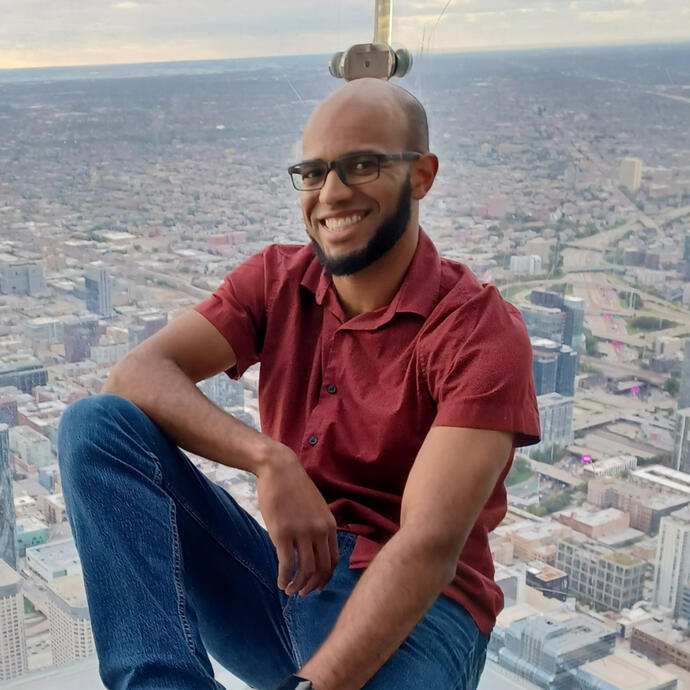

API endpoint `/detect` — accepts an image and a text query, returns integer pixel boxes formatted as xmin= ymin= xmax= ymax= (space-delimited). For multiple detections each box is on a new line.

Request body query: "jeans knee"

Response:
xmin=57 ymin=394 xmax=135 ymax=476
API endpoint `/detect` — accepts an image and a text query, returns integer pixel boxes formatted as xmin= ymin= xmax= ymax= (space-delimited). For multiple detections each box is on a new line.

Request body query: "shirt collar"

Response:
xmin=300 ymin=227 xmax=441 ymax=323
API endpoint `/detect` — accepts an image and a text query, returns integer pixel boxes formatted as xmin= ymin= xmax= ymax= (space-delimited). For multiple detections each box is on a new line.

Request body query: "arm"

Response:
xmin=102 ymin=309 xmax=339 ymax=593
xmin=102 ymin=309 xmax=274 ymax=475
xmin=297 ymin=426 xmax=513 ymax=690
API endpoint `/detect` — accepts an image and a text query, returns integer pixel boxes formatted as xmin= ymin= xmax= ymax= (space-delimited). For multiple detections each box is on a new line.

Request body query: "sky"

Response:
xmin=1 ymin=0 xmax=690 ymax=70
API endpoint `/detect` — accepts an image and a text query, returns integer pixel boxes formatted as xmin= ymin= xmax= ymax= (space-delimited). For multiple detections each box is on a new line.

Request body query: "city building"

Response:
xmin=552 ymin=507 xmax=629 ymax=539
xmin=526 ymin=393 xmax=573 ymax=457
xmin=620 ymin=156 xmax=643 ymax=193
xmin=490 ymin=612 xmax=615 ymax=688
xmin=8 ymin=426 xmax=53 ymax=471
xmin=198 ymin=373 xmax=244 ymax=409
xmin=583 ymin=454 xmax=638 ymax=479
xmin=521 ymin=307 xmax=565 ymax=344
xmin=632 ymin=466 xmax=690 ymax=499
xmin=588 ymin=477 xmax=690 ymax=535
xmin=84 ymin=262 xmax=113 ymax=318
xmin=0 ymin=423 xmax=17 ymax=569
xmin=574 ymin=649 xmax=678 ymax=690
xmin=127 ymin=311 xmax=168 ymax=347
xmin=0 ymin=560 xmax=28 ymax=681
xmin=525 ymin=561 xmax=568 ymax=601
xmin=62 ymin=315 xmax=100 ymax=364
xmin=631 ymin=620 xmax=690 ymax=672
xmin=653 ymin=506 xmax=690 ymax=621
xmin=673 ymin=409 xmax=690 ymax=475
xmin=511 ymin=521 xmax=572 ymax=564
xmin=562 ymin=296 xmax=585 ymax=350
xmin=0 ymin=357 xmax=48 ymax=395
xmin=509 ymin=254 xmax=542 ymax=275
xmin=45 ymin=575 xmax=96 ymax=667
xmin=25 ymin=540 xmax=82 ymax=582
xmin=532 ymin=338 xmax=559 ymax=396
xmin=0 ymin=259 xmax=46 ymax=297
xmin=556 ymin=534 xmax=646 ymax=611
xmin=15 ymin=516 xmax=50 ymax=555
xmin=530 ymin=290 xmax=564 ymax=310
xmin=556 ymin=345 xmax=578 ymax=397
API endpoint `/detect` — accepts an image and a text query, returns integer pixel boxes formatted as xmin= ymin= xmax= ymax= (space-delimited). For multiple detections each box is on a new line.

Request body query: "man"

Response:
xmin=58 ymin=78 xmax=540 ymax=690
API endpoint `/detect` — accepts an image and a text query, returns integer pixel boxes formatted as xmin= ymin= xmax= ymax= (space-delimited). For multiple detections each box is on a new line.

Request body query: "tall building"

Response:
xmin=63 ymin=315 xmax=100 ymax=364
xmin=532 ymin=338 xmax=560 ymax=395
xmin=620 ymin=157 xmax=643 ymax=193
xmin=0 ymin=423 xmax=17 ymax=570
xmin=128 ymin=311 xmax=168 ymax=347
xmin=46 ymin=575 xmax=96 ymax=667
xmin=521 ymin=307 xmax=566 ymax=344
xmin=562 ymin=296 xmax=585 ymax=350
xmin=526 ymin=393 xmax=573 ymax=457
xmin=84 ymin=262 xmax=113 ymax=318
xmin=530 ymin=290 xmax=564 ymax=310
xmin=653 ymin=506 xmax=690 ymax=620
xmin=198 ymin=374 xmax=244 ymax=409
xmin=0 ymin=559 xmax=28 ymax=681
xmin=679 ymin=340 xmax=690 ymax=410
xmin=556 ymin=345 xmax=578 ymax=397
xmin=673 ymin=409 xmax=690 ymax=475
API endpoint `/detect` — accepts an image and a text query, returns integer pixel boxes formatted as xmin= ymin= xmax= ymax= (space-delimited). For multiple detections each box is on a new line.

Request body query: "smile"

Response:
xmin=322 ymin=212 xmax=368 ymax=231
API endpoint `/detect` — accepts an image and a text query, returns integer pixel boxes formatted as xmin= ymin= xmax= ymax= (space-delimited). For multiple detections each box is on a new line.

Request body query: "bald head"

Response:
xmin=305 ymin=79 xmax=429 ymax=155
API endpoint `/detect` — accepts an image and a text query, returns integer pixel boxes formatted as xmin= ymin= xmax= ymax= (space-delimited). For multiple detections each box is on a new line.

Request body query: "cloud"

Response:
xmin=114 ymin=2 xmax=141 ymax=8
xmin=578 ymin=9 xmax=630 ymax=22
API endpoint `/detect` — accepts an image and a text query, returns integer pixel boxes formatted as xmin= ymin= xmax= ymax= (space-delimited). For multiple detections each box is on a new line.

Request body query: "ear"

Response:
xmin=410 ymin=153 xmax=439 ymax=201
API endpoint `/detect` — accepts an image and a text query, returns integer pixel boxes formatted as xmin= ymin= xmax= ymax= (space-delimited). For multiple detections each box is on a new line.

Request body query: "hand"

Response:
xmin=256 ymin=442 xmax=339 ymax=597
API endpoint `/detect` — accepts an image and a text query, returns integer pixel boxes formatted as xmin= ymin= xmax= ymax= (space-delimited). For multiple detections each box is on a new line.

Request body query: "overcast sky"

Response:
xmin=1 ymin=0 xmax=689 ymax=70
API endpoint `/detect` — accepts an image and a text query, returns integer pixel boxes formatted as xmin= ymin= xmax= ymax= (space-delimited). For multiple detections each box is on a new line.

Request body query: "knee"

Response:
xmin=57 ymin=394 xmax=137 ymax=475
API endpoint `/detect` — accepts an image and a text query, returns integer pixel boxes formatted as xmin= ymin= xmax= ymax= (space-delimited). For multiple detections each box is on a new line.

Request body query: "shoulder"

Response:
xmin=424 ymin=258 xmax=527 ymax=344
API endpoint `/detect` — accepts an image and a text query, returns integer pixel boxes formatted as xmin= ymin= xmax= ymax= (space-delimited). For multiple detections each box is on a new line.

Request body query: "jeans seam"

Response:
xmin=167 ymin=483 xmax=276 ymax=593
xmin=282 ymin=596 xmax=304 ymax=668
xmin=169 ymin=499 xmax=198 ymax=657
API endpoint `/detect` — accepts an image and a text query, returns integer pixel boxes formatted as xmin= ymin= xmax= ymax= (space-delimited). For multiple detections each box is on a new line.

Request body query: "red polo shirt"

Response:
xmin=193 ymin=228 xmax=540 ymax=634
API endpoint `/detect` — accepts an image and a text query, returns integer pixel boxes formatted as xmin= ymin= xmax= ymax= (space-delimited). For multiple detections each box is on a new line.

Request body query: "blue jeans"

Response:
xmin=57 ymin=394 xmax=489 ymax=689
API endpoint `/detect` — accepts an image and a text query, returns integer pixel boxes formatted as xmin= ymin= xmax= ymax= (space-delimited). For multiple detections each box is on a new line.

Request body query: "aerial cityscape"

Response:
xmin=0 ymin=42 xmax=690 ymax=689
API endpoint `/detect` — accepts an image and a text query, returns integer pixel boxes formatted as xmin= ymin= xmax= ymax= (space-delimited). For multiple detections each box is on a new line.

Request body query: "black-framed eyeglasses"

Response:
xmin=287 ymin=151 xmax=422 ymax=191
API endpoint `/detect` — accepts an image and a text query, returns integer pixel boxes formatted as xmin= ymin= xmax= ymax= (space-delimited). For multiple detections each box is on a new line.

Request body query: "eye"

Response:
xmin=346 ymin=155 xmax=378 ymax=176
xmin=301 ymin=166 xmax=323 ymax=180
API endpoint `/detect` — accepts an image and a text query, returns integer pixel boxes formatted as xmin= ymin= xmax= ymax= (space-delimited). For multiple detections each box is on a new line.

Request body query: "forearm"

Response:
xmin=298 ymin=528 xmax=455 ymax=690
xmin=101 ymin=352 xmax=275 ymax=476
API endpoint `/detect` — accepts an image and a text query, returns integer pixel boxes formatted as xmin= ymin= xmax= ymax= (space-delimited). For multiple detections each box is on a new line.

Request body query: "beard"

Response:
xmin=309 ymin=175 xmax=412 ymax=277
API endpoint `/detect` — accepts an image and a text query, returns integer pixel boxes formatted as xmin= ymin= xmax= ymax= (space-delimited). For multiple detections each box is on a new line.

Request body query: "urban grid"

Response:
xmin=0 ymin=44 xmax=690 ymax=689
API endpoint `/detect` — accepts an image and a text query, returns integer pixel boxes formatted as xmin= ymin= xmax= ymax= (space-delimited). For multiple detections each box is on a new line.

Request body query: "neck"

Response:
xmin=332 ymin=224 xmax=420 ymax=319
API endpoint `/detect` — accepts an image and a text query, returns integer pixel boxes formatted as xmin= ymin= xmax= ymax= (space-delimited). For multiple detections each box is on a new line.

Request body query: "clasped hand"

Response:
xmin=257 ymin=443 xmax=340 ymax=597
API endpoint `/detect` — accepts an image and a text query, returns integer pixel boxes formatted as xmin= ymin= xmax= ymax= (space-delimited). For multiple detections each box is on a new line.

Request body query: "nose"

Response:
xmin=318 ymin=168 xmax=354 ymax=205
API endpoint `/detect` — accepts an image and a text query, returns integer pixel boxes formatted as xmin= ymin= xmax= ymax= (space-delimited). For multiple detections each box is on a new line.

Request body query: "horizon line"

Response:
xmin=1 ymin=37 xmax=689 ymax=73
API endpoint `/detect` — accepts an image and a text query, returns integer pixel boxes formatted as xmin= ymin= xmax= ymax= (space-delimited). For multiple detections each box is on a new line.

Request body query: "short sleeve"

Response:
xmin=192 ymin=248 xmax=271 ymax=380
xmin=420 ymin=286 xmax=540 ymax=447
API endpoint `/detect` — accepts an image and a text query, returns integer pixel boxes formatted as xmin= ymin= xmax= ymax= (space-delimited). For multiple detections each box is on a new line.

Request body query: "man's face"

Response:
xmin=299 ymin=96 xmax=414 ymax=276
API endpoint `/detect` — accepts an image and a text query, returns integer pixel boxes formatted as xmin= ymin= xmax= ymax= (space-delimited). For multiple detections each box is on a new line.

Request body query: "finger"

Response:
xmin=299 ymin=536 xmax=331 ymax=596
xmin=276 ymin=539 xmax=296 ymax=591
xmin=288 ymin=536 xmax=315 ymax=595
xmin=328 ymin=527 xmax=339 ymax=575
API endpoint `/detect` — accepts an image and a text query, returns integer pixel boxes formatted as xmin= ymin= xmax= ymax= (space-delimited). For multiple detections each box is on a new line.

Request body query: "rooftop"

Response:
xmin=47 ymin=574 xmax=88 ymax=608
xmin=579 ymin=649 xmax=679 ymax=689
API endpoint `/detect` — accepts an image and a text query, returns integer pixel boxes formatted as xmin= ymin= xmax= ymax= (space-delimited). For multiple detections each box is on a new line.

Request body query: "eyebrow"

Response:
xmin=295 ymin=149 xmax=383 ymax=165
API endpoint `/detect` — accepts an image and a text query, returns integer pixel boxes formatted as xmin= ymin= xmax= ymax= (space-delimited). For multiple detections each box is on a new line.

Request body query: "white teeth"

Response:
xmin=323 ymin=214 xmax=364 ymax=230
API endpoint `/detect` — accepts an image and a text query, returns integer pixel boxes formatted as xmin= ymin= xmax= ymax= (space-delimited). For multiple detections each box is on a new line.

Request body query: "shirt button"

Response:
xmin=327 ymin=384 xmax=337 ymax=394
xmin=308 ymin=436 xmax=318 ymax=446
